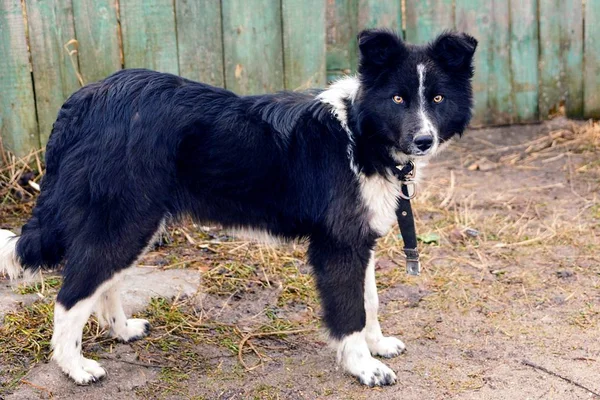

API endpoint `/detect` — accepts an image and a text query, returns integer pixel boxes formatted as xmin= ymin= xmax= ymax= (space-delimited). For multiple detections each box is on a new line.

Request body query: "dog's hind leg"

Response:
xmin=95 ymin=279 xmax=150 ymax=342
xmin=364 ymin=251 xmax=406 ymax=357
xmin=309 ymin=239 xmax=397 ymax=387
xmin=52 ymin=216 xmax=163 ymax=384
xmin=52 ymin=273 xmax=123 ymax=384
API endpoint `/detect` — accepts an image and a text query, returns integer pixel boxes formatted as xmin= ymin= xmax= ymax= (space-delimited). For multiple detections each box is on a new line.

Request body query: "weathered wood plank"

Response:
xmin=222 ymin=0 xmax=284 ymax=94
xmin=562 ymin=0 xmax=584 ymax=118
xmin=25 ymin=0 xmax=80 ymax=147
xmin=405 ymin=0 xmax=454 ymax=44
xmin=509 ymin=0 xmax=538 ymax=123
xmin=584 ymin=0 xmax=600 ymax=118
xmin=119 ymin=0 xmax=179 ymax=74
xmin=455 ymin=0 xmax=489 ymax=126
xmin=357 ymin=0 xmax=401 ymax=31
xmin=282 ymin=0 xmax=326 ymax=90
xmin=176 ymin=0 xmax=224 ymax=86
xmin=488 ymin=1 xmax=512 ymax=125
xmin=326 ymin=0 xmax=358 ymax=82
xmin=0 ymin=0 xmax=39 ymax=156
xmin=72 ymin=0 xmax=121 ymax=84
xmin=539 ymin=0 xmax=584 ymax=119
xmin=456 ymin=0 xmax=512 ymax=126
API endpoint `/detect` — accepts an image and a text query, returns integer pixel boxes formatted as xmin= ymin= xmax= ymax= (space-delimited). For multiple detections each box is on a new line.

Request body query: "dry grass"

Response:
xmin=0 ymin=138 xmax=42 ymax=226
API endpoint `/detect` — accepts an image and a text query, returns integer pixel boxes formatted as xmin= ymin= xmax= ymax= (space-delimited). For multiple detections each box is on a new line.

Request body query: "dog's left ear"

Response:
xmin=357 ymin=29 xmax=406 ymax=73
xmin=429 ymin=32 xmax=478 ymax=75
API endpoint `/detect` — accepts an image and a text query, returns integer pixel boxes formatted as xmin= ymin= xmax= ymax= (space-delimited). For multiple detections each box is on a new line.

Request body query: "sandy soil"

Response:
xmin=1 ymin=118 xmax=599 ymax=399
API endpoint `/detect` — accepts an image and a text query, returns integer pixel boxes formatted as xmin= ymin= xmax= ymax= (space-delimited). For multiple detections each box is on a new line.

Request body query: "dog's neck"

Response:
xmin=317 ymin=76 xmax=410 ymax=177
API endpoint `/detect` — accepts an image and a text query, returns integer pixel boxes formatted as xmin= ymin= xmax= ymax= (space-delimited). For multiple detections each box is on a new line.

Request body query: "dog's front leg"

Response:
xmin=309 ymin=240 xmax=397 ymax=386
xmin=364 ymin=251 xmax=406 ymax=357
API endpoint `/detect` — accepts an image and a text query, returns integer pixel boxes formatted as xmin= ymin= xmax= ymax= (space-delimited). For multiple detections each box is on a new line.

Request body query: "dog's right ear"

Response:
xmin=358 ymin=29 xmax=406 ymax=73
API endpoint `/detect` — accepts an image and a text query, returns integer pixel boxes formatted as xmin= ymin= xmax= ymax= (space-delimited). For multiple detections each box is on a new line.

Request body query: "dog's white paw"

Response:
xmin=112 ymin=318 xmax=150 ymax=342
xmin=368 ymin=336 xmax=406 ymax=358
xmin=82 ymin=358 xmax=107 ymax=379
xmin=353 ymin=357 xmax=397 ymax=387
xmin=339 ymin=331 xmax=397 ymax=386
xmin=64 ymin=358 xmax=106 ymax=385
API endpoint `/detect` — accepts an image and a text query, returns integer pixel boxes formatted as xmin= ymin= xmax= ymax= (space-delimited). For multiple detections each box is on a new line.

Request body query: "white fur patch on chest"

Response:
xmin=359 ymin=161 xmax=426 ymax=235
xmin=359 ymin=172 xmax=402 ymax=236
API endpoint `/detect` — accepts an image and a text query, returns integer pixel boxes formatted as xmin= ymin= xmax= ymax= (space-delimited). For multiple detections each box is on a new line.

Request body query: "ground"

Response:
xmin=1 ymin=118 xmax=599 ymax=400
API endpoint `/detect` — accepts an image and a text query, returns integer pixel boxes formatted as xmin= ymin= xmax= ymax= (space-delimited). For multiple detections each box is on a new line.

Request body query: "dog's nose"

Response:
xmin=413 ymin=135 xmax=433 ymax=152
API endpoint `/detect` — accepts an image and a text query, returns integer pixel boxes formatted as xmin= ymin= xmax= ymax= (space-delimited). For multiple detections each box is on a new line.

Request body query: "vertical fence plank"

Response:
xmin=282 ymin=0 xmax=326 ymax=90
xmin=326 ymin=0 xmax=358 ymax=82
xmin=72 ymin=0 xmax=121 ymax=84
xmin=538 ymin=1 xmax=561 ymax=119
xmin=456 ymin=0 xmax=512 ymax=126
xmin=405 ymin=0 xmax=454 ymax=44
xmin=563 ymin=0 xmax=584 ymax=118
xmin=119 ymin=0 xmax=179 ymax=74
xmin=584 ymin=0 xmax=600 ymax=118
xmin=0 ymin=0 xmax=39 ymax=157
xmin=488 ymin=1 xmax=512 ymax=125
xmin=455 ymin=0 xmax=489 ymax=126
xmin=25 ymin=0 xmax=80 ymax=147
xmin=176 ymin=0 xmax=224 ymax=86
xmin=357 ymin=0 xmax=401 ymax=31
xmin=539 ymin=0 xmax=584 ymax=119
xmin=509 ymin=0 xmax=538 ymax=123
xmin=222 ymin=0 xmax=284 ymax=94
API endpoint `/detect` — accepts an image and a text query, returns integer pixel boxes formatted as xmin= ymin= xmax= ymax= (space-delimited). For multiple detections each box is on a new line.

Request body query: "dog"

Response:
xmin=0 ymin=29 xmax=476 ymax=386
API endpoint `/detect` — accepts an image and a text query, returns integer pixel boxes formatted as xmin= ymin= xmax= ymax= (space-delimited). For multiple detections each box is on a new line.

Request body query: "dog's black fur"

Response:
xmin=14 ymin=30 xmax=476 ymax=343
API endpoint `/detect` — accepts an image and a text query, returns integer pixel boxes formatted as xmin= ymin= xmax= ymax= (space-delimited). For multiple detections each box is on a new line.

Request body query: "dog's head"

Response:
xmin=351 ymin=29 xmax=477 ymax=164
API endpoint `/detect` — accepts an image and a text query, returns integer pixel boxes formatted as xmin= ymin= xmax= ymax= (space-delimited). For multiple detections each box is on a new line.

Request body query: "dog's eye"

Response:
xmin=433 ymin=95 xmax=444 ymax=104
xmin=392 ymin=95 xmax=404 ymax=104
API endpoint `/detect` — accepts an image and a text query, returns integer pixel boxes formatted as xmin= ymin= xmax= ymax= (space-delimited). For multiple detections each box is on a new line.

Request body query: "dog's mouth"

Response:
xmin=391 ymin=144 xmax=437 ymax=164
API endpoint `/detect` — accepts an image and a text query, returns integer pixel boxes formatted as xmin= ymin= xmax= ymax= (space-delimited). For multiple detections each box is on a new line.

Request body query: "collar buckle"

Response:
xmin=396 ymin=161 xmax=417 ymax=200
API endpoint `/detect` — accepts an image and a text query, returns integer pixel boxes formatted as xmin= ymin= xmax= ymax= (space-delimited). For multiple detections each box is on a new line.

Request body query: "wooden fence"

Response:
xmin=0 ymin=0 xmax=598 ymax=158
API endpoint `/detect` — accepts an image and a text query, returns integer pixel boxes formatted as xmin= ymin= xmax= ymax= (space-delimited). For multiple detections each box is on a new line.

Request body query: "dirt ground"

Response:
xmin=1 ymin=118 xmax=599 ymax=400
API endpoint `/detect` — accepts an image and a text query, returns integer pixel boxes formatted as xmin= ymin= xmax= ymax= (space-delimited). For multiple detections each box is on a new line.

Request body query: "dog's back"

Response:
xmin=16 ymin=70 xmax=201 ymax=273
xmin=13 ymin=69 xmax=350 ymax=281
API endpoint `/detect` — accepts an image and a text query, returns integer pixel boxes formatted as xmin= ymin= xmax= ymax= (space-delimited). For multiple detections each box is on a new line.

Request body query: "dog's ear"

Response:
xmin=429 ymin=32 xmax=477 ymax=75
xmin=358 ymin=29 xmax=406 ymax=73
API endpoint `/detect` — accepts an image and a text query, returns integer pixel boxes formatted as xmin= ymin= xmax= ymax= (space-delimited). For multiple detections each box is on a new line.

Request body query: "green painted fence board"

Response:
xmin=25 ymin=0 xmax=80 ymax=147
xmin=282 ymin=0 xmax=326 ymax=90
xmin=405 ymin=0 xmax=454 ymax=44
xmin=222 ymin=0 xmax=284 ymax=94
xmin=456 ymin=0 xmax=513 ymax=126
xmin=176 ymin=0 xmax=224 ymax=87
xmin=357 ymin=0 xmax=401 ymax=31
xmin=584 ymin=0 xmax=600 ymax=118
xmin=72 ymin=0 xmax=121 ymax=84
xmin=539 ymin=0 xmax=584 ymax=119
xmin=509 ymin=0 xmax=538 ymax=123
xmin=488 ymin=1 xmax=513 ymax=125
xmin=563 ymin=0 xmax=584 ymax=118
xmin=0 ymin=0 xmax=39 ymax=157
xmin=326 ymin=0 xmax=358 ymax=81
xmin=119 ymin=0 xmax=179 ymax=74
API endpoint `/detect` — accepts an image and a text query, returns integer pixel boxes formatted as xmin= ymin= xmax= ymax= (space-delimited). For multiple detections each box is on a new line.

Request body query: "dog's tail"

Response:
xmin=0 ymin=229 xmax=22 ymax=280
xmin=1 ymin=215 xmax=63 ymax=280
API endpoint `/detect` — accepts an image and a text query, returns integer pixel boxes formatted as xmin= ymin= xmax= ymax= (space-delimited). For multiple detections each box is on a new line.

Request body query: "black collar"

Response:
xmin=392 ymin=161 xmax=420 ymax=276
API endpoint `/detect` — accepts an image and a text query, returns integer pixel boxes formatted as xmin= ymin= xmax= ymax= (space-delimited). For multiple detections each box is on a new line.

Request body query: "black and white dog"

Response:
xmin=0 ymin=30 xmax=476 ymax=386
